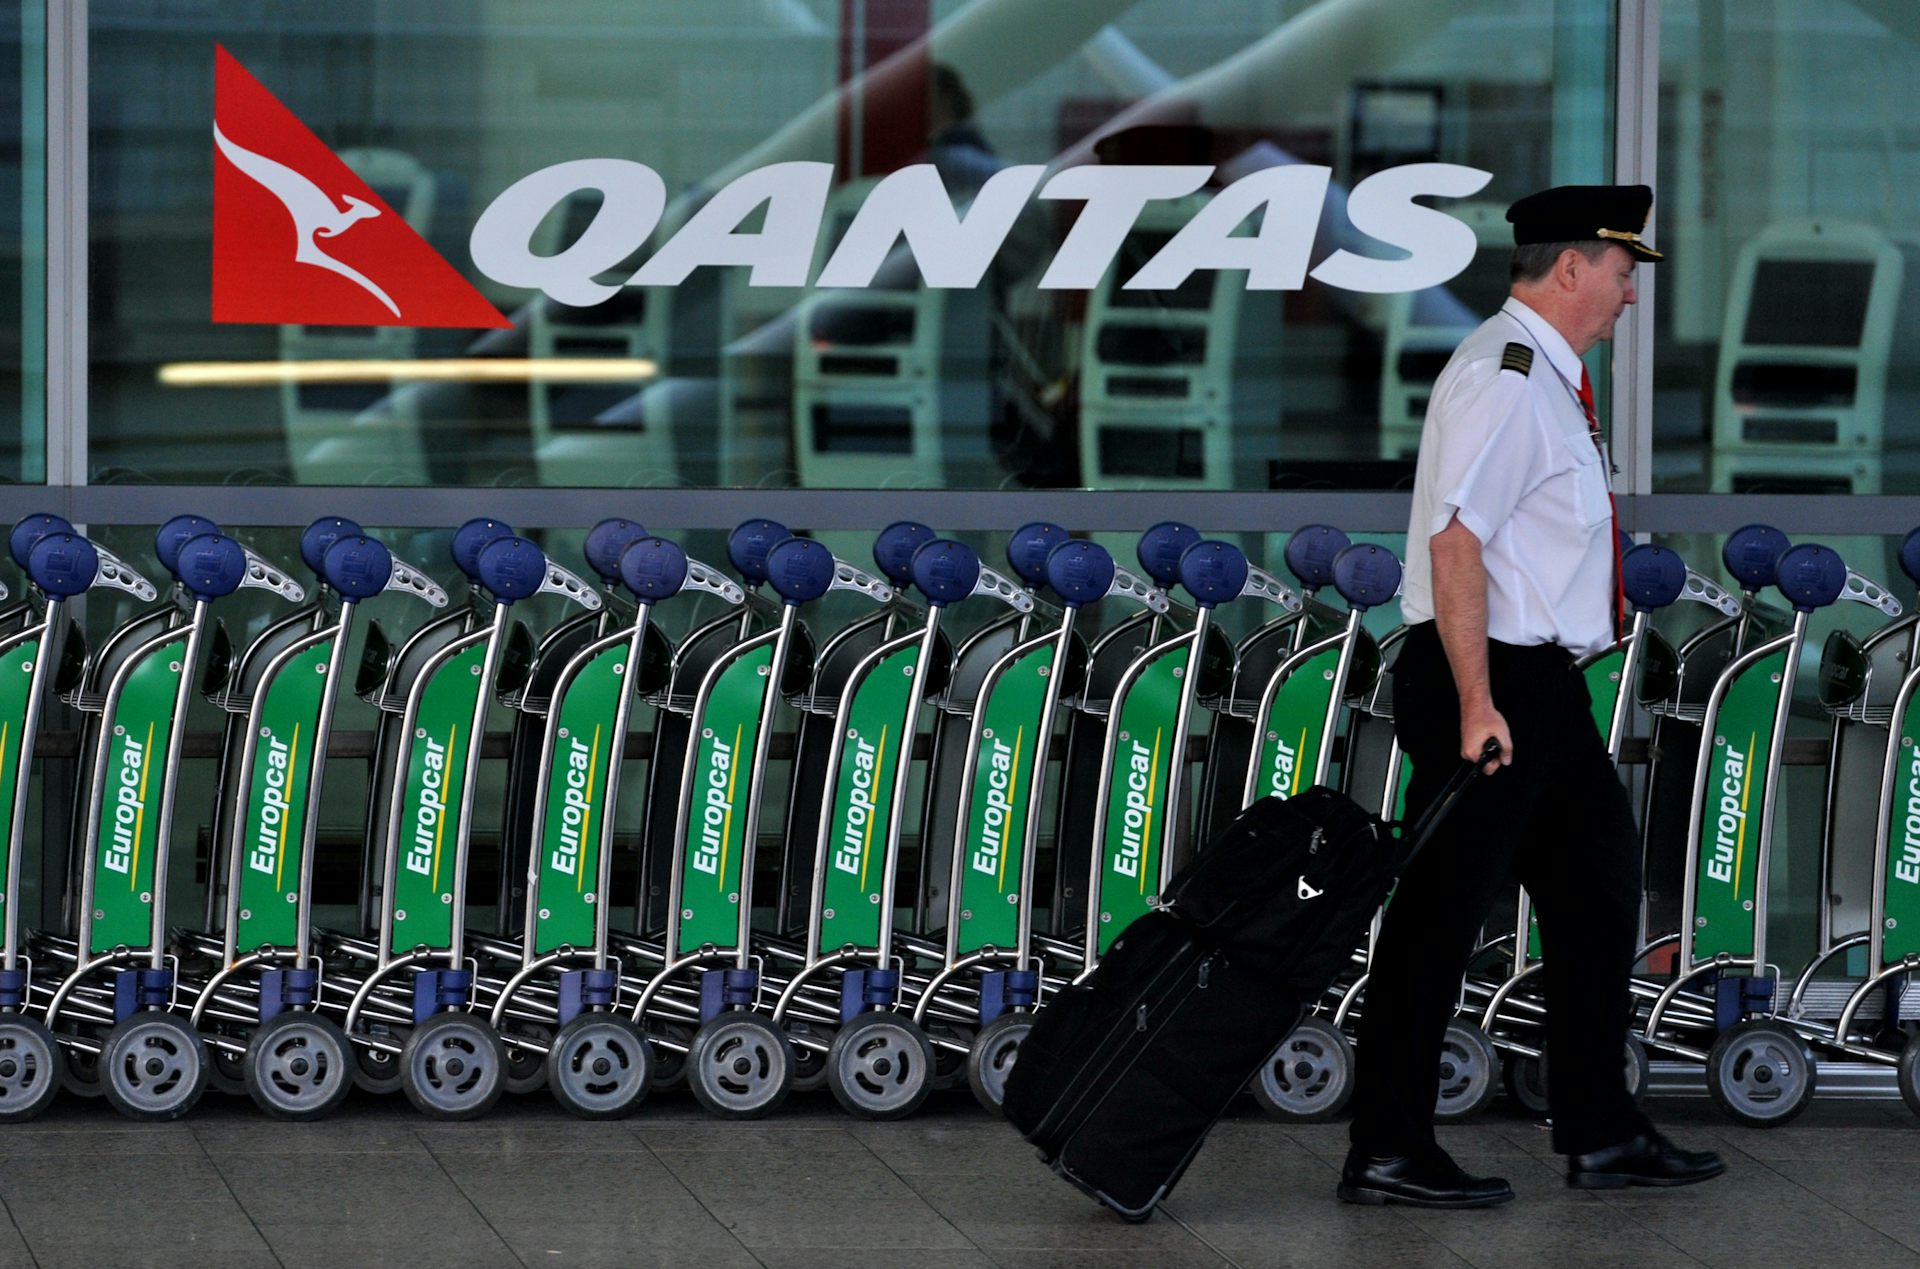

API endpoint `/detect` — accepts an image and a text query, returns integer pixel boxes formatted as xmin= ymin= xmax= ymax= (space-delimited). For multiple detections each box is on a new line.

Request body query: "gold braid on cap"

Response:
xmin=1597 ymin=228 xmax=1644 ymax=245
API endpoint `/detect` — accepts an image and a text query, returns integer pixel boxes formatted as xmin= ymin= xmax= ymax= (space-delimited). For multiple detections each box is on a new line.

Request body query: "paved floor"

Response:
xmin=1 ymin=1089 xmax=1917 ymax=1268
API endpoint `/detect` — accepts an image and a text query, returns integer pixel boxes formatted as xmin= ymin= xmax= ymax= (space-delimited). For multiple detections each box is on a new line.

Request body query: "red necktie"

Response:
xmin=1579 ymin=366 xmax=1625 ymax=641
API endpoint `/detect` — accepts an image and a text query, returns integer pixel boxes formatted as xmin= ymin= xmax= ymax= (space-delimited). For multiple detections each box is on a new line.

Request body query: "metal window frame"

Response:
xmin=31 ymin=2 xmax=1917 ymax=540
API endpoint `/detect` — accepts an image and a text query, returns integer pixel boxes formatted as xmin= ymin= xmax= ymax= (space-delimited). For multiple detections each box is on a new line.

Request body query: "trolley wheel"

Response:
xmin=0 ymin=1016 xmax=62 ymax=1123
xmin=826 ymin=1013 xmax=936 ymax=1121
xmin=547 ymin=1015 xmax=652 ymax=1121
xmin=207 ymin=1034 xmax=249 ymax=1096
xmin=1897 ymin=1039 xmax=1920 ymax=1120
xmin=1250 ymin=1017 xmax=1355 ymax=1122
xmin=244 ymin=1012 xmax=354 ymax=1122
xmin=928 ymin=1022 xmax=969 ymax=1093
xmin=648 ymin=1021 xmax=693 ymax=1093
xmin=966 ymin=1014 xmax=1031 ymax=1116
xmin=1433 ymin=1022 xmax=1501 ymax=1121
xmin=1706 ymin=1020 xmax=1817 ymax=1128
xmin=59 ymin=1042 xmax=103 ymax=1098
xmin=1507 ymin=1034 xmax=1649 ymax=1117
xmin=501 ymin=1020 xmax=552 ymax=1096
xmin=353 ymin=1040 xmax=406 ymax=1095
xmin=1504 ymin=1053 xmax=1550 ymax=1116
xmin=100 ymin=1013 xmax=209 ymax=1122
xmin=686 ymin=1013 xmax=792 ymax=1120
xmin=1622 ymin=1034 xmax=1651 ymax=1105
xmin=786 ymin=1019 xmax=830 ymax=1094
xmin=401 ymin=1013 xmax=508 ymax=1121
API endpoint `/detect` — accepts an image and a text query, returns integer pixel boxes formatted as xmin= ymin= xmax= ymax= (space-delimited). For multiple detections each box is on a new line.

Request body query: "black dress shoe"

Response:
xmin=1567 ymin=1132 xmax=1726 ymax=1190
xmin=1337 ymin=1150 xmax=1515 ymax=1208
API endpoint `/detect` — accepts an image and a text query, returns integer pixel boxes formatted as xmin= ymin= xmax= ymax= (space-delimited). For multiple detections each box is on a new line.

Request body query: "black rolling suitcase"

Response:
xmin=1002 ymin=752 xmax=1488 ymax=1221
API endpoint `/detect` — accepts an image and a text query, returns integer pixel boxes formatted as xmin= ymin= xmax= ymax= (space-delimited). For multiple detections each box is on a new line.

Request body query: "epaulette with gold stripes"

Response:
xmin=1499 ymin=342 xmax=1534 ymax=376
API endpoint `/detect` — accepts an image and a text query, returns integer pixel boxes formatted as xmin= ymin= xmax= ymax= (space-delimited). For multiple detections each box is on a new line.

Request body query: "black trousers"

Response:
xmin=1349 ymin=622 xmax=1652 ymax=1157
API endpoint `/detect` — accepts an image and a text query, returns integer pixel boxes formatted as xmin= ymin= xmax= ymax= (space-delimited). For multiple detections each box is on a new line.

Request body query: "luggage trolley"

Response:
xmin=1238 ymin=541 xmax=1406 ymax=1122
xmin=1478 ymin=542 xmax=1740 ymax=1118
xmin=1639 ymin=525 xmax=1798 ymax=947
xmin=1046 ymin=522 xmax=1205 ymax=939
xmin=1779 ymin=529 xmax=1920 ymax=1116
xmin=350 ymin=516 xmax=520 ymax=942
xmin=756 ymin=537 xmax=1032 ymax=1120
xmin=196 ymin=515 xmax=364 ymax=942
xmin=625 ymin=535 xmax=894 ymax=1120
xmin=39 ymin=522 xmax=305 ymax=1120
xmin=0 ymin=523 xmax=156 ymax=1122
xmin=334 ymin=535 xmax=600 ymax=1119
xmin=481 ymin=535 xmax=745 ymax=1120
xmin=908 ymin=521 xmax=1070 ymax=942
xmin=1069 ymin=538 xmax=1300 ymax=975
xmin=493 ymin=517 xmax=655 ymax=945
xmin=178 ymin=531 xmax=447 ymax=1119
xmin=1640 ymin=542 xmax=1900 ymax=1126
xmin=907 ymin=533 xmax=1164 ymax=1114
xmin=1194 ymin=524 xmax=1350 ymax=847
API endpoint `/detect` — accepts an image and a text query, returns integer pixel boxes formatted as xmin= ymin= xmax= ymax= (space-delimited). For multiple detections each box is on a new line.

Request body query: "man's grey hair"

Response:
xmin=1510 ymin=240 xmax=1612 ymax=284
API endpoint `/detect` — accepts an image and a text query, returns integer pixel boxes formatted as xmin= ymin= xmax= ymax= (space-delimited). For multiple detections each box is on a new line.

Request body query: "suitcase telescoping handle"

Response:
xmin=1389 ymin=739 xmax=1500 ymax=873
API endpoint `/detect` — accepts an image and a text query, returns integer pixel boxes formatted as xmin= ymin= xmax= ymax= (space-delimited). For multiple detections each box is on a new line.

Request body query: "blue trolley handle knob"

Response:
xmin=1177 ymin=542 xmax=1303 ymax=612
xmin=477 ymin=536 xmax=560 ymax=606
xmin=584 ymin=518 xmax=648 ymax=586
xmin=1331 ymin=542 xmax=1404 ymax=612
xmin=10 ymin=513 xmax=74 ymax=571
xmin=300 ymin=517 xmax=363 ymax=577
xmin=1042 ymin=540 xmax=1171 ymax=613
xmin=452 ymin=517 xmax=516 ymax=583
xmin=89 ymin=544 xmax=159 ymax=602
xmin=908 ymin=540 xmax=1036 ymax=612
xmin=1774 ymin=543 xmax=1849 ymax=614
xmin=728 ymin=519 xmax=791 ymax=586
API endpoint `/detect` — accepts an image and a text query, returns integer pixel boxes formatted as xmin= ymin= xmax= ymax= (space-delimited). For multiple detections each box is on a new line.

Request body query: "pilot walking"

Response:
xmin=1338 ymin=185 xmax=1726 ymax=1208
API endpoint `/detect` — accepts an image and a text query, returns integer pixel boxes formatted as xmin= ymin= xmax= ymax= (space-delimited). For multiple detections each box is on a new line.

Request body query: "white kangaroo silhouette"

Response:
xmin=213 ymin=122 xmax=402 ymax=318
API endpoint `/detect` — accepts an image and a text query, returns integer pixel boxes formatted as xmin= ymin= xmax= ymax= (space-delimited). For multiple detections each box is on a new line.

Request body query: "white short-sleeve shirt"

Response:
xmin=1400 ymin=297 xmax=1617 ymax=657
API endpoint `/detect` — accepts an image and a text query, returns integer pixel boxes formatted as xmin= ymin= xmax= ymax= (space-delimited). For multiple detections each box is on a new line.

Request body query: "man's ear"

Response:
xmin=1555 ymin=247 xmax=1584 ymax=290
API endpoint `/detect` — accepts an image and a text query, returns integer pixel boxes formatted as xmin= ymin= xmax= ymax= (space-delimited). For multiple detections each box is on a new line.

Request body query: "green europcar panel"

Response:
xmin=1881 ymin=697 xmax=1920 ymax=964
xmin=531 ymin=642 xmax=626 ymax=955
xmin=389 ymin=642 xmax=486 ymax=953
xmin=1692 ymin=648 xmax=1788 ymax=960
xmin=815 ymin=644 xmax=919 ymax=954
xmin=1095 ymin=644 xmax=1187 ymax=955
xmin=90 ymin=638 xmax=188 ymax=955
xmin=676 ymin=644 xmax=773 ymax=956
xmin=231 ymin=639 xmax=332 ymax=951
xmin=952 ymin=642 xmax=1052 ymax=957
xmin=1251 ymin=645 xmax=1340 ymax=801
xmin=0 ymin=637 xmax=37 ymax=934
xmin=1583 ymin=646 xmax=1626 ymax=740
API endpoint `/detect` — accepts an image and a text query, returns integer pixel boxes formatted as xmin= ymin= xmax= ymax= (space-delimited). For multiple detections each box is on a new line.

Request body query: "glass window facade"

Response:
xmin=86 ymin=0 xmax=1615 ymax=492
xmin=1 ymin=0 xmax=43 ymax=484
xmin=1653 ymin=0 xmax=1920 ymax=496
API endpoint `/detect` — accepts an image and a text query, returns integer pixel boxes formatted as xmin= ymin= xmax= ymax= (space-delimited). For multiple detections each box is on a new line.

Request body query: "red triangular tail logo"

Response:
xmin=211 ymin=44 xmax=510 ymax=329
